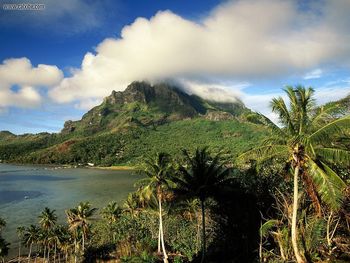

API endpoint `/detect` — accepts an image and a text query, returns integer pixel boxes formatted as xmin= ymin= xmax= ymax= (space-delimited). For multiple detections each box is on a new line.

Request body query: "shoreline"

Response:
xmin=0 ymin=162 xmax=136 ymax=171
xmin=92 ymin=165 xmax=136 ymax=171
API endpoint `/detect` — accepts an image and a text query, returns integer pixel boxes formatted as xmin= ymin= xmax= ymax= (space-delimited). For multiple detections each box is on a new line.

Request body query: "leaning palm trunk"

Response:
xmin=291 ymin=164 xmax=305 ymax=263
xmin=28 ymin=243 xmax=32 ymax=263
xmin=200 ymin=199 xmax=206 ymax=263
xmin=159 ymin=195 xmax=168 ymax=263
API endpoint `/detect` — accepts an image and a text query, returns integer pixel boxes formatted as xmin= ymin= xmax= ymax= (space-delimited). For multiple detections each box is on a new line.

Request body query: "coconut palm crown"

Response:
xmin=241 ymin=86 xmax=349 ymax=210
xmin=239 ymin=86 xmax=350 ymax=263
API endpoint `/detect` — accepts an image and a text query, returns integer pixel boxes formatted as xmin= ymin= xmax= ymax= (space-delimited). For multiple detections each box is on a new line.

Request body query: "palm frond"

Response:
xmin=311 ymin=104 xmax=345 ymax=127
xmin=304 ymin=216 xmax=326 ymax=255
xmin=270 ymin=96 xmax=295 ymax=133
xmin=309 ymin=115 xmax=350 ymax=145
xmin=307 ymin=159 xmax=346 ymax=210
xmin=238 ymin=145 xmax=289 ymax=164
xmin=261 ymin=135 xmax=288 ymax=146
xmin=316 ymin=148 xmax=350 ymax=166
xmin=252 ymin=112 xmax=287 ymax=137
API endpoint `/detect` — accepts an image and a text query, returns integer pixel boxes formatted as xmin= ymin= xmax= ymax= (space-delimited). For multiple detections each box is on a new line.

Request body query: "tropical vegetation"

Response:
xmin=0 ymin=85 xmax=349 ymax=262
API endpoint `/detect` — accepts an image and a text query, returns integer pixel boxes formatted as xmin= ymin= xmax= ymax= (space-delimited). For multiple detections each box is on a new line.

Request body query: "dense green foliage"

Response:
xmin=0 ymin=119 xmax=267 ymax=166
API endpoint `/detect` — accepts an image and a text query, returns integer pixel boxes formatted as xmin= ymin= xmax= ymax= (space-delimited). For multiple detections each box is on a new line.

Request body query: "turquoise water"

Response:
xmin=0 ymin=164 xmax=139 ymax=257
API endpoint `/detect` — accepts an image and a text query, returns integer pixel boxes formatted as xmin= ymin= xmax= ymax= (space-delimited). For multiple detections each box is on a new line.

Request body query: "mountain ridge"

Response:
xmin=60 ymin=81 xmax=248 ymax=135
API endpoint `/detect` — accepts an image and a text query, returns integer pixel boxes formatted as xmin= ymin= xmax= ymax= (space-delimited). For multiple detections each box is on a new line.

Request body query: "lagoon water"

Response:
xmin=0 ymin=163 xmax=139 ymax=257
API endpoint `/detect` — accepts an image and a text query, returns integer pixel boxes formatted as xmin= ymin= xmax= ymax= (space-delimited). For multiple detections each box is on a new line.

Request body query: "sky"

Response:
xmin=0 ymin=0 xmax=350 ymax=134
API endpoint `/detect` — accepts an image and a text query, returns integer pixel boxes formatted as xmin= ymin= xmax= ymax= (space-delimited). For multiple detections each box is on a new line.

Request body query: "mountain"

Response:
xmin=0 ymin=81 xmax=267 ymax=166
xmin=61 ymin=81 xmax=247 ymax=135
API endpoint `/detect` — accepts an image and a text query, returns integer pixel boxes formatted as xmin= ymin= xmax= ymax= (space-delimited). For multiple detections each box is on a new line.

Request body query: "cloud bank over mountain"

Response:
xmin=47 ymin=0 xmax=350 ymax=108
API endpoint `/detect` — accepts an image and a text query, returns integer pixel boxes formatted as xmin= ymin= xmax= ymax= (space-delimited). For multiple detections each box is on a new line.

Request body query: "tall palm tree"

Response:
xmin=136 ymin=152 xmax=173 ymax=263
xmin=23 ymin=225 xmax=40 ymax=262
xmin=239 ymin=86 xmax=350 ymax=263
xmin=38 ymin=207 xmax=57 ymax=262
xmin=172 ymin=147 xmax=230 ymax=263
xmin=17 ymin=226 xmax=25 ymax=262
xmin=65 ymin=202 xmax=97 ymax=254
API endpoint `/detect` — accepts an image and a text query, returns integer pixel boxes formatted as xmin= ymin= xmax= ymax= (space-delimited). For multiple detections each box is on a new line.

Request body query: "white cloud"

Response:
xmin=314 ymin=86 xmax=350 ymax=105
xmin=49 ymin=0 xmax=350 ymax=106
xmin=180 ymin=79 xmax=248 ymax=103
xmin=0 ymin=57 xmax=63 ymax=109
xmin=74 ymin=98 xmax=103 ymax=110
xmin=304 ymin=69 xmax=323 ymax=80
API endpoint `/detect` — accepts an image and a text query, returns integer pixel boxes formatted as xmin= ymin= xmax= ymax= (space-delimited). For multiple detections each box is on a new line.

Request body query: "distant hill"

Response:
xmin=0 ymin=81 xmax=268 ymax=165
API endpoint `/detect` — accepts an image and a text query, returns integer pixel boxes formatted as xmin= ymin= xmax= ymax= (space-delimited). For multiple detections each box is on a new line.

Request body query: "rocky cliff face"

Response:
xmin=61 ymin=81 xmax=248 ymax=134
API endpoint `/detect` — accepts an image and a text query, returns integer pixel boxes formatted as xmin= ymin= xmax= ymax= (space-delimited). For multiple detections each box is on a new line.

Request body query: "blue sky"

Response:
xmin=0 ymin=0 xmax=349 ymax=134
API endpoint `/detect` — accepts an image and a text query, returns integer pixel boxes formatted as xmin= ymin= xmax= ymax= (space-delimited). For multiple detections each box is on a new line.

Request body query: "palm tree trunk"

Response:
xmin=43 ymin=246 xmax=46 ymax=263
xmin=28 ymin=243 xmax=32 ymax=263
xmin=200 ymin=199 xmax=206 ymax=263
xmin=19 ymin=241 xmax=21 ymax=263
xmin=196 ymin=215 xmax=200 ymax=254
xmin=158 ymin=194 xmax=168 ymax=263
xmin=82 ymin=232 xmax=85 ymax=252
xmin=259 ymin=221 xmax=263 ymax=262
xmin=74 ymin=238 xmax=77 ymax=263
xmin=54 ymin=242 xmax=57 ymax=263
xmin=158 ymin=226 xmax=161 ymax=253
xmin=291 ymin=165 xmax=305 ymax=263
xmin=47 ymin=246 xmax=50 ymax=263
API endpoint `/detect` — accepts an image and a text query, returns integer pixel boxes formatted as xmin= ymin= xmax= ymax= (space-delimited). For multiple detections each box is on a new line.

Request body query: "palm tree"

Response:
xmin=101 ymin=201 xmax=122 ymax=242
xmin=23 ymin=225 xmax=40 ymax=262
xmin=123 ymin=193 xmax=140 ymax=218
xmin=55 ymin=226 xmax=72 ymax=263
xmin=65 ymin=202 xmax=97 ymax=254
xmin=239 ymin=86 xmax=350 ymax=263
xmin=136 ymin=152 xmax=173 ymax=263
xmin=172 ymin=147 xmax=230 ymax=263
xmin=0 ymin=236 xmax=10 ymax=263
xmin=17 ymin=226 xmax=25 ymax=262
xmin=38 ymin=207 xmax=57 ymax=262
xmin=101 ymin=201 xmax=122 ymax=223
xmin=39 ymin=207 xmax=57 ymax=231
